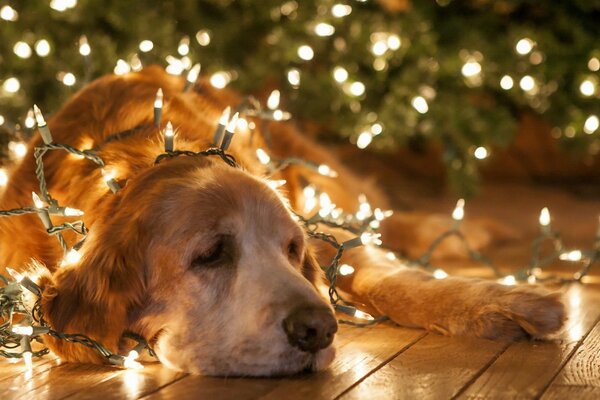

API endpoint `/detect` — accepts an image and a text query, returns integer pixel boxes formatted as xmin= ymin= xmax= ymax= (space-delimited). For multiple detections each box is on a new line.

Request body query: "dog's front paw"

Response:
xmin=471 ymin=286 xmax=566 ymax=341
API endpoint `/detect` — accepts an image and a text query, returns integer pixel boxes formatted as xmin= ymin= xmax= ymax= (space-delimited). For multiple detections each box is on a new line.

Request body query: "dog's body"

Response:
xmin=0 ymin=67 xmax=565 ymax=376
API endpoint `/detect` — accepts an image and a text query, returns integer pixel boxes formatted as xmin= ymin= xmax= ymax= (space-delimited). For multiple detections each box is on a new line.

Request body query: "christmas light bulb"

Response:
xmin=78 ymin=35 xmax=91 ymax=56
xmin=500 ymin=75 xmax=514 ymax=90
xmin=338 ymin=264 xmax=355 ymax=276
xmin=452 ymin=199 xmax=465 ymax=221
xmin=2 ymin=77 xmax=20 ymax=93
xmin=12 ymin=325 xmax=34 ymax=336
xmin=387 ymin=34 xmax=401 ymax=50
xmin=196 ymin=30 xmax=211 ymax=46
xmin=499 ymin=275 xmax=517 ymax=285
xmin=61 ymin=72 xmax=76 ymax=86
xmin=267 ymin=90 xmax=280 ymax=110
xmin=515 ymin=38 xmax=534 ymax=55
xmin=13 ymin=41 xmax=32 ymax=59
xmin=559 ymin=250 xmax=583 ymax=262
xmin=266 ymin=179 xmax=286 ymax=189
xmin=33 ymin=105 xmax=47 ymax=127
xmin=331 ymin=4 xmax=352 ymax=17
xmin=433 ymin=269 xmax=449 ymax=279
xmin=333 ymin=66 xmax=348 ymax=83
xmin=354 ymin=309 xmax=374 ymax=320
xmin=139 ymin=39 xmax=153 ymax=52
xmin=0 ymin=5 xmax=18 ymax=21
xmin=63 ymin=207 xmax=84 ymax=216
xmin=319 ymin=192 xmax=334 ymax=217
xmin=220 ymin=112 xmax=239 ymax=150
xmin=9 ymin=141 xmax=28 ymax=159
xmin=348 ymin=81 xmax=365 ymax=97
xmin=356 ymin=131 xmax=373 ymax=149
xmin=256 ymin=148 xmax=271 ymax=165
xmin=411 ymin=96 xmax=429 ymax=114
xmin=519 ymin=76 xmax=535 ymax=92
xmin=210 ymin=72 xmax=230 ymax=89
xmin=385 ymin=252 xmax=396 ymax=261
xmin=32 ymin=192 xmax=45 ymax=209
xmin=154 ymin=88 xmax=163 ymax=108
xmin=186 ymin=64 xmax=201 ymax=85
xmin=297 ymin=45 xmax=314 ymax=61
xmin=6 ymin=267 xmax=24 ymax=282
xmin=25 ymin=109 xmax=36 ymax=129
xmin=287 ymin=69 xmax=300 ymax=87
xmin=317 ymin=164 xmax=338 ymax=177
xmin=461 ymin=60 xmax=482 ymax=78
xmin=219 ymin=107 xmax=231 ymax=126
xmin=474 ymin=146 xmax=488 ymax=160
xmin=62 ymin=248 xmax=82 ymax=266
xmin=163 ymin=121 xmax=175 ymax=152
xmin=114 ymin=59 xmax=131 ymax=75
xmin=584 ymin=115 xmax=599 ymax=134
xmin=539 ymin=207 xmax=551 ymax=227
xmin=35 ymin=39 xmax=51 ymax=57
xmin=360 ymin=232 xmax=382 ymax=246
xmin=178 ymin=36 xmax=190 ymax=56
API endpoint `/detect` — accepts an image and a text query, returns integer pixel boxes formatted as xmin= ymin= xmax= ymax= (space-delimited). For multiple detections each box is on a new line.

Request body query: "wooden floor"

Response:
xmin=1 ymin=179 xmax=599 ymax=399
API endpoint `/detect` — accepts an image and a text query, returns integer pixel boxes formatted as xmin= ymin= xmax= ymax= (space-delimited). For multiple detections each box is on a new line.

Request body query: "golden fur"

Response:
xmin=0 ymin=67 xmax=565 ymax=375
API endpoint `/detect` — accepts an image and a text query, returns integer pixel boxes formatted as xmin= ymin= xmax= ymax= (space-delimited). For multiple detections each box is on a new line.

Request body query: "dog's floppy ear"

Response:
xmin=40 ymin=201 xmax=147 ymax=364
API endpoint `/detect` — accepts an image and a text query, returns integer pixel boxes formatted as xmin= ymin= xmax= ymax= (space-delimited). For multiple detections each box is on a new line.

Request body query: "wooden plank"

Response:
xmin=541 ymin=320 xmax=600 ymax=396
xmin=6 ymin=363 xmax=121 ymax=400
xmin=0 ymin=355 xmax=57 ymax=381
xmin=141 ymin=324 xmax=426 ymax=400
xmin=338 ymin=333 xmax=509 ymax=399
xmin=541 ymin=385 xmax=600 ymax=399
xmin=458 ymin=283 xmax=600 ymax=399
xmin=61 ymin=362 xmax=186 ymax=400
xmin=0 ymin=358 xmax=63 ymax=399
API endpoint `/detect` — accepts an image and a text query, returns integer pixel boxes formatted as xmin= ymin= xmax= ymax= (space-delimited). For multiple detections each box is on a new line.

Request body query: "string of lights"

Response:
xmin=0 ymin=71 xmax=597 ymax=377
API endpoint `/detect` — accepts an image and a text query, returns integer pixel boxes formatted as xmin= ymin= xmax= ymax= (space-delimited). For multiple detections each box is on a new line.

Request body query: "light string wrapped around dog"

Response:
xmin=0 ymin=79 xmax=598 ymax=374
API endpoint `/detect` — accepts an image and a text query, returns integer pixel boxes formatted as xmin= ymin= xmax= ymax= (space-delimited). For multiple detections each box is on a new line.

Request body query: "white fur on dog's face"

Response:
xmin=129 ymin=163 xmax=336 ymax=376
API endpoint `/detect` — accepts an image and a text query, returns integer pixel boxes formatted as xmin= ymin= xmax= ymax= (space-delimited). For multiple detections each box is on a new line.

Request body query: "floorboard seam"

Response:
xmin=450 ymin=342 xmax=511 ymax=399
xmin=333 ymin=331 xmax=429 ymax=400
xmin=535 ymin=314 xmax=600 ymax=400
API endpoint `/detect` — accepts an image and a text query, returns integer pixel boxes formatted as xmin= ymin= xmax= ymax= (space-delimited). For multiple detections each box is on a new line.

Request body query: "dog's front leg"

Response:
xmin=317 ymin=241 xmax=566 ymax=341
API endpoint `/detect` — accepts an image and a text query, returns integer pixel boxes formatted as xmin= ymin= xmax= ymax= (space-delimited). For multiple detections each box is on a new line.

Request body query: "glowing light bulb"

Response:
xmin=219 ymin=107 xmax=230 ymax=126
xmin=13 ymin=41 xmax=32 ymax=59
xmin=154 ymin=88 xmax=163 ymax=108
xmin=178 ymin=36 xmax=190 ymax=56
xmin=584 ymin=115 xmax=599 ymax=134
xmin=589 ymin=57 xmax=600 ymax=72
xmin=519 ymin=75 xmax=535 ymax=92
xmin=3 ymin=77 xmax=20 ymax=93
xmin=314 ymin=23 xmax=335 ymax=37
xmin=226 ymin=112 xmax=239 ymax=134
xmin=500 ymin=275 xmax=517 ymax=286
xmin=349 ymin=81 xmax=365 ymax=97
xmin=210 ymin=71 xmax=230 ymax=89
xmin=360 ymin=232 xmax=382 ymax=246
xmin=0 ymin=168 xmax=8 ymax=186
xmin=331 ymin=4 xmax=352 ymax=17
xmin=452 ymin=199 xmax=465 ymax=221
xmin=461 ymin=60 xmax=482 ymax=77
xmin=12 ymin=325 xmax=34 ymax=336
xmin=303 ymin=186 xmax=318 ymax=213
xmin=560 ymin=250 xmax=583 ymax=262
xmin=139 ymin=40 xmax=154 ymax=52
xmin=35 ymin=39 xmax=51 ymax=57
xmin=267 ymin=90 xmax=280 ymax=110
xmin=6 ymin=267 xmax=24 ymax=282
xmin=61 ymin=72 xmax=76 ymax=86
xmin=354 ymin=309 xmax=374 ymax=320
xmin=318 ymin=164 xmax=338 ymax=177
xmin=78 ymin=35 xmax=91 ymax=56
xmin=411 ymin=96 xmax=429 ymax=114
xmin=267 ymin=179 xmax=286 ymax=189
xmin=165 ymin=55 xmax=185 ymax=75
xmin=50 ymin=0 xmax=77 ymax=12
xmin=515 ymin=38 xmax=534 ymax=55
xmin=287 ymin=69 xmax=300 ymax=87
xmin=114 ymin=59 xmax=131 ymax=75
xmin=356 ymin=131 xmax=373 ymax=149
xmin=256 ymin=148 xmax=271 ymax=165
xmin=31 ymin=192 xmax=45 ymax=209
xmin=333 ymin=66 xmax=349 ymax=83
xmin=433 ymin=269 xmax=449 ymax=279
xmin=24 ymin=109 xmax=35 ymax=129
xmin=579 ymin=79 xmax=596 ymax=97
xmin=63 ymin=207 xmax=84 ymax=216
xmin=163 ymin=121 xmax=174 ymax=152
xmin=186 ymin=64 xmax=201 ymax=85
xmin=0 ymin=5 xmax=18 ymax=21
xmin=385 ymin=252 xmax=396 ymax=261
xmin=474 ymin=146 xmax=488 ymax=160
xmin=33 ymin=105 xmax=46 ymax=127
xmin=123 ymin=351 xmax=144 ymax=370
xmin=9 ymin=141 xmax=28 ymax=159
xmin=539 ymin=207 xmax=551 ymax=227
xmin=500 ymin=75 xmax=513 ymax=90
xmin=371 ymin=40 xmax=388 ymax=56
xmin=62 ymin=249 xmax=82 ymax=266
xmin=387 ymin=34 xmax=401 ymax=50
xmin=298 ymin=45 xmax=314 ymax=61
xmin=196 ymin=30 xmax=211 ymax=46
xmin=339 ymin=264 xmax=355 ymax=276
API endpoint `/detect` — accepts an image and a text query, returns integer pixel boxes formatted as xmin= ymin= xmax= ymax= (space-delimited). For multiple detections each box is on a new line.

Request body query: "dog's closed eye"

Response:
xmin=192 ymin=237 xmax=231 ymax=267
xmin=287 ymin=239 xmax=303 ymax=263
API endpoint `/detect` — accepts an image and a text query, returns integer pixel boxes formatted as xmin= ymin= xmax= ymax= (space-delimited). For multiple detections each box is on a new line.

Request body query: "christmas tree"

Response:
xmin=0 ymin=0 xmax=598 ymax=194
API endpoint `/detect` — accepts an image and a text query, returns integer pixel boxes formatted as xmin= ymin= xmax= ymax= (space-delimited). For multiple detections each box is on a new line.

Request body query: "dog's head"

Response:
xmin=41 ymin=156 xmax=337 ymax=375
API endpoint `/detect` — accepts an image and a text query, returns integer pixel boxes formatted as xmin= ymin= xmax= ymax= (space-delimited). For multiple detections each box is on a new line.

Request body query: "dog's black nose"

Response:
xmin=283 ymin=306 xmax=338 ymax=353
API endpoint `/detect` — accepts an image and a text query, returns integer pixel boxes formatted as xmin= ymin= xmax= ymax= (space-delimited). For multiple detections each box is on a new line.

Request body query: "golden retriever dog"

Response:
xmin=0 ymin=66 xmax=565 ymax=376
